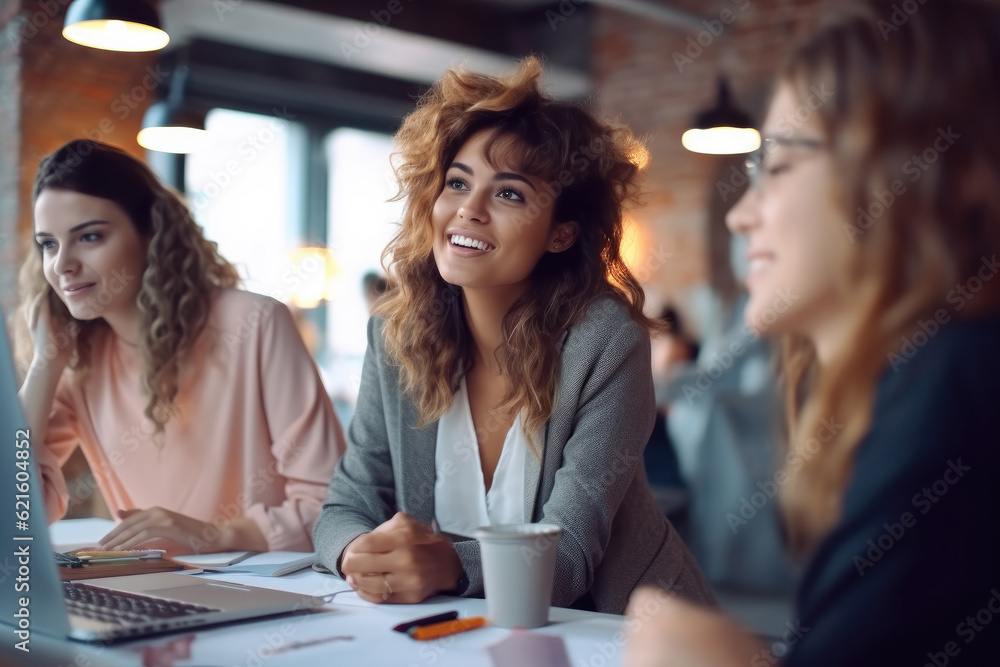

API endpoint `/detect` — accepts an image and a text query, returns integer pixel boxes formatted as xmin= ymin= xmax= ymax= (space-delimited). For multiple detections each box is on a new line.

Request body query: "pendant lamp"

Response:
xmin=137 ymin=67 xmax=214 ymax=154
xmin=63 ymin=0 xmax=169 ymax=52
xmin=681 ymin=77 xmax=760 ymax=155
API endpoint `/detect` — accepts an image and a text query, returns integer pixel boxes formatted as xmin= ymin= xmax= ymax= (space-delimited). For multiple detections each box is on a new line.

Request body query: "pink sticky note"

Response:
xmin=488 ymin=630 xmax=571 ymax=667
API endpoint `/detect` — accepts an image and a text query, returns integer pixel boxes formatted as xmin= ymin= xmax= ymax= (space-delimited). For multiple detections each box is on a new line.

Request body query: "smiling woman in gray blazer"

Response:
xmin=313 ymin=57 xmax=712 ymax=614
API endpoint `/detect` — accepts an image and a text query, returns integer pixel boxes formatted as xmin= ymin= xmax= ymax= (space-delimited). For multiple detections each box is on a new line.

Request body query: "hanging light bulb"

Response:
xmin=137 ymin=66 xmax=215 ymax=155
xmin=63 ymin=0 xmax=169 ymax=52
xmin=682 ymin=77 xmax=760 ymax=155
xmin=138 ymin=102 xmax=215 ymax=154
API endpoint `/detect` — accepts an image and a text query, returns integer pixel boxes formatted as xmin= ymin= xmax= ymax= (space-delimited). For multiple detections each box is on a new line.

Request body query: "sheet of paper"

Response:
xmin=125 ymin=605 xmax=506 ymax=667
xmin=49 ymin=517 xmax=117 ymax=551
xmin=203 ymin=551 xmax=316 ymax=576
xmin=172 ymin=551 xmax=257 ymax=568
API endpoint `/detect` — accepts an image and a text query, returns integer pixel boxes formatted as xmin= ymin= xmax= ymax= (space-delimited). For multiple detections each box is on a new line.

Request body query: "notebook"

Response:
xmin=0 ymin=313 xmax=328 ymax=644
xmin=198 ymin=551 xmax=316 ymax=576
xmin=171 ymin=550 xmax=257 ymax=568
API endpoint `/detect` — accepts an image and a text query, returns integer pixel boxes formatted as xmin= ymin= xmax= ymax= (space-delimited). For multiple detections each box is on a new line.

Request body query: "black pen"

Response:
xmin=392 ymin=610 xmax=460 ymax=633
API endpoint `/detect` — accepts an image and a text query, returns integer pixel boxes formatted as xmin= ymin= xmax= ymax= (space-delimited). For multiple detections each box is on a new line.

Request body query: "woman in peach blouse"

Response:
xmin=17 ymin=139 xmax=345 ymax=554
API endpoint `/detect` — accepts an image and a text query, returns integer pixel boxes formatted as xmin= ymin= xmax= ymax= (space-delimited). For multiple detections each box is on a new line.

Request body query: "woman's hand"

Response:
xmin=25 ymin=289 xmax=74 ymax=374
xmin=18 ymin=290 xmax=80 ymax=475
xmin=340 ymin=512 xmax=463 ymax=604
xmin=623 ymin=587 xmax=770 ymax=667
xmin=99 ymin=508 xmax=268 ymax=555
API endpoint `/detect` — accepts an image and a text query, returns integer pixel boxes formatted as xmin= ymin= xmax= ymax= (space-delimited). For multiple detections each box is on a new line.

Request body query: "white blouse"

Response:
xmin=434 ymin=377 xmax=529 ymax=537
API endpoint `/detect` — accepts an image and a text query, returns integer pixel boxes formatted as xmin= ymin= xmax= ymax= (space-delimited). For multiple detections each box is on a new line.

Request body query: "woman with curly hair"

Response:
xmin=18 ymin=139 xmax=346 ymax=554
xmin=624 ymin=1 xmax=1000 ymax=665
xmin=313 ymin=57 xmax=712 ymax=613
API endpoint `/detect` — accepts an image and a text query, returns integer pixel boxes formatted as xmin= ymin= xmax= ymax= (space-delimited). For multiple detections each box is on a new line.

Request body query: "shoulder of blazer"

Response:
xmin=366 ymin=315 xmax=391 ymax=367
xmin=562 ymin=295 xmax=645 ymax=355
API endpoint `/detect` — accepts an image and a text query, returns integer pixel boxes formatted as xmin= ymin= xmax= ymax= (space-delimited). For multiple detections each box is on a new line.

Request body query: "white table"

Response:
xmin=32 ymin=520 xmax=629 ymax=667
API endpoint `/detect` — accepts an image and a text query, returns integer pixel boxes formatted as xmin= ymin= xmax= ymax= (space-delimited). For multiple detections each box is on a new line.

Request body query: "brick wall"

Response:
xmin=0 ymin=0 xmax=157 ymax=312
xmin=0 ymin=0 xmax=22 ymax=313
xmin=592 ymin=0 xmax=839 ymax=331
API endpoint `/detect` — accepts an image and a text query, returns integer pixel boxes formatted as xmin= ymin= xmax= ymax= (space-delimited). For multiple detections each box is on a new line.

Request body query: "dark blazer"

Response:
xmin=787 ymin=314 xmax=1000 ymax=665
xmin=314 ymin=296 xmax=713 ymax=613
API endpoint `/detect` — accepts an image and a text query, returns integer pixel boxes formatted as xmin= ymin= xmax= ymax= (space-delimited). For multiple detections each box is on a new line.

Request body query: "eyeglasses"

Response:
xmin=745 ymin=136 xmax=826 ymax=191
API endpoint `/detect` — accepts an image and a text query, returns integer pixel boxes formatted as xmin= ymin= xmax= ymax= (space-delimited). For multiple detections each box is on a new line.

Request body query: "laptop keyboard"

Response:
xmin=64 ymin=581 xmax=220 ymax=625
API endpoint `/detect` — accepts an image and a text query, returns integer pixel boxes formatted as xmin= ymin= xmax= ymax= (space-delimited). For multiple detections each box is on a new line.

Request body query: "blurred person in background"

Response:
xmin=644 ymin=306 xmax=696 ymax=510
xmin=625 ymin=1 xmax=1000 ymax=665
xmin=324 ymin=271 xmax=392 ymax=429
xmin=362 ymin=270 xmax=390 ymax=314
xmin=652 ymin=171 xmax=792 ymax=596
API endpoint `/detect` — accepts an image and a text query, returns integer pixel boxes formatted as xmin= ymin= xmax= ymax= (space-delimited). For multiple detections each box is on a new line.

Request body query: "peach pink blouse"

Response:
xmin=38 ymin=289 xmax=346 ymax=552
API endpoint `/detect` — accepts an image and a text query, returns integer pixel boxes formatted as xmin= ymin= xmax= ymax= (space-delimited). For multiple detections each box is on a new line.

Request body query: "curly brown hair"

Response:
xmin=379 ymin=56 xmax=656 ymax=451
xmin=17 ymin=139 xmax=240 ymax=432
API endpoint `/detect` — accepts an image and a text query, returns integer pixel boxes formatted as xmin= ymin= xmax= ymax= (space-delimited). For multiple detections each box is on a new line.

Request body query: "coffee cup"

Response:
xmin=475 ymin=523 xmax=562 ymax=628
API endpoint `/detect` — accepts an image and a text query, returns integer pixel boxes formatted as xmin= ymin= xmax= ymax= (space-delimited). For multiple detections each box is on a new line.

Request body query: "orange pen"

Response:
xmin=408 ymin=616 xmax=488 ymax=640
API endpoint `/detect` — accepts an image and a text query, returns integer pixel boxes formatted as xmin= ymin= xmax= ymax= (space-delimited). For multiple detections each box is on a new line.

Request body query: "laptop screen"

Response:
xmin=0 ymin=311 xmax=73 ymax=646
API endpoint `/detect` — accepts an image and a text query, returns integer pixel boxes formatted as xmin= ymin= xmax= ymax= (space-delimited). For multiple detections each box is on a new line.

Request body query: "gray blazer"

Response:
xmin=314 ymin=296 xmax=713 ymax=614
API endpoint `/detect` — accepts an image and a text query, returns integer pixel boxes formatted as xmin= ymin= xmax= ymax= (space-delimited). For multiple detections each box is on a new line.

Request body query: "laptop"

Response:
xmin=0 ymin=312 xmax=328 ymax=644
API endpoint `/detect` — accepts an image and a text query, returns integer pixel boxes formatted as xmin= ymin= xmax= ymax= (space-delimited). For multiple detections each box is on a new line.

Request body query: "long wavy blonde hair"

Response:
xmin=379 ymin=56 xmax=655 ymax=450
xmin=778 ymin=1 xmax=1000 ymax=554
xmin=16 ymin=139 xmax=240 ymax=432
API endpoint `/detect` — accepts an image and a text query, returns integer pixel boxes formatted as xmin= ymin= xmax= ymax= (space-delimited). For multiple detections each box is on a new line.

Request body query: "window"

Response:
xmin=322 ymin=128 xmax=403 ymax=402
xmin=185 ymin=108 xmax=304 ymax=300
xmin=185 ymin=114 xmax=401 ymax=410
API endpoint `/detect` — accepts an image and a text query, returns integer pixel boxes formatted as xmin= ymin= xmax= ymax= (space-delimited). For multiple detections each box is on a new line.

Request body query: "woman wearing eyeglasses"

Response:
xmin=624 ymin=1 xmax=1000 ymax=665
